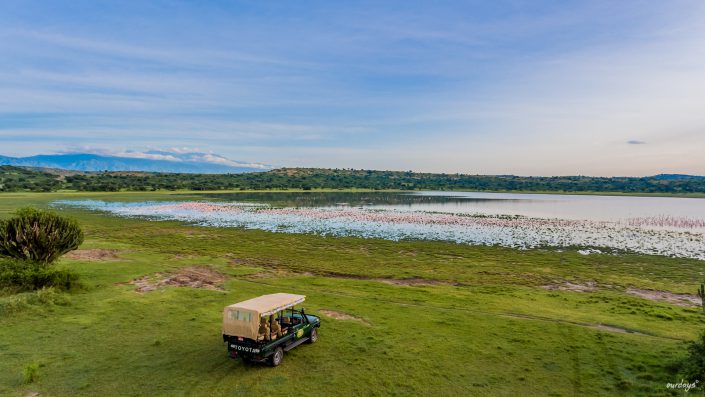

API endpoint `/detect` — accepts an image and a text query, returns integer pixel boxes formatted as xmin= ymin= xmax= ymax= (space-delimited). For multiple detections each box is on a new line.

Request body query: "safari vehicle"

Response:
xmin=222 ymin=293 xmax=321 ymax=366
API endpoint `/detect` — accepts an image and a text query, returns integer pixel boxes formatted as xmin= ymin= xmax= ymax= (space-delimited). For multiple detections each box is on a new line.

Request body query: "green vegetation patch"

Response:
xmin=2 ymin=165 xmax=705 ymax=195
xmin=0 ymin=192 xmax=704 ymax=396
xmin=0 ymin=259 xmax=80 ymax=292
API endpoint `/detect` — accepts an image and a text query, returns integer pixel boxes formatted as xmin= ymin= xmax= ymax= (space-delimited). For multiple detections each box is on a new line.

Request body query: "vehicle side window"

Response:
xmin=290 ymin=310 xmax=302 ymax=325
xmin=229 ymin=310 xmax=251 ymax=322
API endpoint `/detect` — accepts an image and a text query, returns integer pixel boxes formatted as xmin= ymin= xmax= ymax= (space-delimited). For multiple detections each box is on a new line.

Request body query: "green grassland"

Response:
xmin=1 ymin=192 xmax=704 ymax=396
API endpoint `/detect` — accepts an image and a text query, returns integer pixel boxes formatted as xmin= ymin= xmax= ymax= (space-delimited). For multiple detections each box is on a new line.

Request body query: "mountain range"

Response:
xmin=0 ymin=151 xmax=271 ymax=174
xmin=0 ymin=152 xmax=703 ymax=179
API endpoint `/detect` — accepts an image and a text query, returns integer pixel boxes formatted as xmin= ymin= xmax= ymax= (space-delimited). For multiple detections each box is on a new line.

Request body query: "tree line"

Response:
xmin=1 ymin=165 xmax=704 ymax=194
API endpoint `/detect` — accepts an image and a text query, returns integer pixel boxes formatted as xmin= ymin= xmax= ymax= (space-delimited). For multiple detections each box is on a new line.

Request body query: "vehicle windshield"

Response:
xmin=279 ymin=307 xmax=305 ymax=324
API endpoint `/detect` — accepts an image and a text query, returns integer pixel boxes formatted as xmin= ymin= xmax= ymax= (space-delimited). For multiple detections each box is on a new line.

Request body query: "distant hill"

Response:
xmin=2 ymin=166 xmax=705 ymax=194
xmin=651 ymin=174 xmax=705 ymax=180
xmin=0 ymin=152 xmax=270 ymax=174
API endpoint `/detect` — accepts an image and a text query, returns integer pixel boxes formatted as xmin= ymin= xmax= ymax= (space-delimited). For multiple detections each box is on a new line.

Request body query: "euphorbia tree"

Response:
xmin=0 ymin=207 xmax=84 ymax=265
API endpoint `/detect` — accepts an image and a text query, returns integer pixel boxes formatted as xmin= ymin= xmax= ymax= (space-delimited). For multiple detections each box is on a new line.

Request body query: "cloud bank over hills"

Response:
xmin=0 ymin=149 xmax=271 ymax=174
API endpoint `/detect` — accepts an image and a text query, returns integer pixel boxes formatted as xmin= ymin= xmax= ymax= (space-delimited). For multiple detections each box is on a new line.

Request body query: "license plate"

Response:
xmin=230 ymin=344 xmax=260 ymax=354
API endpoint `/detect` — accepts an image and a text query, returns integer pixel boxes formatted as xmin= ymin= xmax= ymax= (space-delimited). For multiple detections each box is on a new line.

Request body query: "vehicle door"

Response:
xmin=288 ymin=309 xmax=308 ymax=339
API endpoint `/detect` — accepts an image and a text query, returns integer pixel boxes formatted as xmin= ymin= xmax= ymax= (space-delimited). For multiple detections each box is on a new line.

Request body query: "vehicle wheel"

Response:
xmin=270 ymin=347 xmax=284 ymax=367
xmin=308 ymin=328 xmax=318 ymax=344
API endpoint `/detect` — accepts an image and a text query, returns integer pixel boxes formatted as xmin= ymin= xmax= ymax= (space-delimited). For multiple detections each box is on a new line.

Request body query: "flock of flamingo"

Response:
xmin=55 ymin=200 xmax=705 ymax=261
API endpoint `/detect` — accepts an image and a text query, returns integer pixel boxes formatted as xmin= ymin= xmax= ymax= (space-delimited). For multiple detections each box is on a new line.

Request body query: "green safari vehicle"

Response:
xmin=222 ymin=293 xmax=321 ymax=366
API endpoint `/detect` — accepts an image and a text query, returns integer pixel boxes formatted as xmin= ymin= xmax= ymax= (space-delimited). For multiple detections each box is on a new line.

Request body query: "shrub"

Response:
xmin=0 ymin=207 xmax=84 ymax=264
xmin=0 ymin=259 xmax=79 ymax=291
xmin=22 ymin=362 xmax=40 ymax=384
xmin=0 ymin=287 xmax=71 ymax=316
xmin=679 ymin=329 xmax=705 ymax=387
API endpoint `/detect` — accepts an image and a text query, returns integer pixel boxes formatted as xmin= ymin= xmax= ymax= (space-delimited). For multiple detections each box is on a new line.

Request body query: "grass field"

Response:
xmin=1 ymin=192 xmax=704 ymax=396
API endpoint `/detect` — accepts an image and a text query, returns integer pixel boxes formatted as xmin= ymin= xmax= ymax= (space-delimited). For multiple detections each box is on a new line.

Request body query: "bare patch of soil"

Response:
xmin=626 ymin=288 xmax=701 ymax=307
xmin=541 ymin=281 xmax=598 ymax=293
xmin=126 ymin=266 xmax=226 ymax=293
xmin=64 ymin=249 xmax=121 ymax=261
xmin=320 ymin=309 xmax=370 ymax=325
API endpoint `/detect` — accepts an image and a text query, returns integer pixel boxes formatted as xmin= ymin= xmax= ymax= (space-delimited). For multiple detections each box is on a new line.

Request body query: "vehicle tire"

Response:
xmin=270 ymin=347 xmax=284 ymax=367
xmin=308 ymin=328 xmax=318 ymax=344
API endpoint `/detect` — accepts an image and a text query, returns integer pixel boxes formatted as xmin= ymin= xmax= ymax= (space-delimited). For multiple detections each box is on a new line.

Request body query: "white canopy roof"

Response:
xmin=226 ymin=293 xmax=305 ymax=317
xmin=223 ymin=293 xmax=306 ymax=339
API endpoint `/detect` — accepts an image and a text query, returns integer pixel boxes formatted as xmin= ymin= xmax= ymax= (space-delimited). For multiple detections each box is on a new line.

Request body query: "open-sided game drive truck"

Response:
xmin=222 ymin=293 xmax=321 ymax=366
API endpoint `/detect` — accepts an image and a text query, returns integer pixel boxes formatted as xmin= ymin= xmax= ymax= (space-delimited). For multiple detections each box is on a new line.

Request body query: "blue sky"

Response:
xmin=1 ymin=1 xmax=704 ymax=175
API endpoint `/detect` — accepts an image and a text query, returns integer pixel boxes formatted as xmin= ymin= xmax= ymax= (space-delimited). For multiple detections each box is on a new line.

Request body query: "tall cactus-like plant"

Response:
xmin=0 ymin=207 xmax=84 ymax=265
xmin=698 ymin=282 xmax=705 ymax=315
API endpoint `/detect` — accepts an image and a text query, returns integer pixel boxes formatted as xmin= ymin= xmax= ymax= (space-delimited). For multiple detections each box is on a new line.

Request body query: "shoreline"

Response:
xmin=1 ymin=188 xmax=704 ymax=199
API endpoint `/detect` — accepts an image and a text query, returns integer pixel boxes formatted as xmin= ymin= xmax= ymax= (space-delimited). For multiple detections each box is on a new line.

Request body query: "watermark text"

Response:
xmin=666 ymin=379 xmax=699 ymax=393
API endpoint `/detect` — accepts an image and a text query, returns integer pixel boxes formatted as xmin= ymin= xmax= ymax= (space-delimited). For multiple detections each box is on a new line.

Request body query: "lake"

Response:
xmin=54 ymin=191 xmax=705 ymax=260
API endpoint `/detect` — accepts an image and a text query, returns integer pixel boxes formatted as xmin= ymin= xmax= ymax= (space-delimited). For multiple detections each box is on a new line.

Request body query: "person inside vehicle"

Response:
xmin=259 ymin=318 xmax=270 ymax=341
xmin=276 ymin=313 xmax=289 ymax=335
xmin=270 ymin=315 xmax=282 ymax=339
xmin=280 ymin=315 xmax=290 ymax=329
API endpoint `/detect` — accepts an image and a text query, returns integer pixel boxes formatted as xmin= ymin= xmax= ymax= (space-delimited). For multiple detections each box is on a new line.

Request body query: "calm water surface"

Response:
xmin=194 ymin=191 xmax=705 ymax=222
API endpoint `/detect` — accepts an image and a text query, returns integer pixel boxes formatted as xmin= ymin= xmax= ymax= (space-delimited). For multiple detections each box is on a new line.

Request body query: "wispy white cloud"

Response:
xmin=10 ymin=29 xmax=304 ymax=68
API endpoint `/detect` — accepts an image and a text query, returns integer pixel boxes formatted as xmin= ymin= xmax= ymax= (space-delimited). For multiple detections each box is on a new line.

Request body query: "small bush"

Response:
xmin=0 ymin=287 xmax=71 ymax=315
xmin=0 ymin=207 xmax=84 ymax=264
xmin=0 ymin=259 xmax=79 ymax=291
xmin=1 ymin=287 xmax=70 ymax=315
xmin=679 ymin=329 xmax=705 ymax=387
xmin=22 ymin=362 xmax=40 ymax=384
